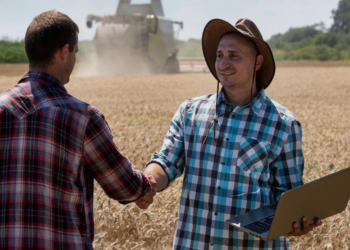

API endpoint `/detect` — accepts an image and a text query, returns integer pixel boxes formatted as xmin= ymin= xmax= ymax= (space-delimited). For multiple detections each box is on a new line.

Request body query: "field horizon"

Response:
xmin=0 ymin=64 xmax=349 ymax=249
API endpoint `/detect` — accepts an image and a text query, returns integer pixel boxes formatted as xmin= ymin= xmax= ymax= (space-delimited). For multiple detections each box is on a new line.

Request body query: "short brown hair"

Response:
xmin=25 ymin=10 xmax=79 ymax=67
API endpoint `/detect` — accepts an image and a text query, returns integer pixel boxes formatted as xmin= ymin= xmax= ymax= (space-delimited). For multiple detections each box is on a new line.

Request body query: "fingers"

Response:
xmin=284 ymin=217 xmax=322 ymax=237
xmin=284 ymin=222 xmax=302 ymax=237
xmin=135 ymin=198 xmax=149 ymax=209
xmin=146 ymin=175 xmax=158 ymax=193
xmin=135 ymin=189 xmax=155 ymax=209
xmin=301 ymin=217 xmax=322 ymax=231
xmin=135 ymin=196 xmax=151 ymax=209
xmin=135 ymin=174 xmax=158 ymax=210
xmin=301 ymin=217 xmax=309 ymax=231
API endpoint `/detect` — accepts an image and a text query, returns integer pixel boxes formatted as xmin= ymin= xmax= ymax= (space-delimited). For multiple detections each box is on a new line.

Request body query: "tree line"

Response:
xmin=177 ymin=0 xmax=350 ymax=61
xmin=269 ymin=0 xmax=350 ymax=61
xmin=0 ymin=40 xmax=28 ymax=63
xmin=1 ymin=0 xmax=350 ymax=63
xmin=268 ymin=25 xmax=350 ymax=61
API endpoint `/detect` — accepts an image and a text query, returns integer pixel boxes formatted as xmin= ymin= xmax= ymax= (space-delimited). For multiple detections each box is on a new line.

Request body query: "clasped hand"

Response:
xmin=135 ymin=175 xmax=157 ymax=209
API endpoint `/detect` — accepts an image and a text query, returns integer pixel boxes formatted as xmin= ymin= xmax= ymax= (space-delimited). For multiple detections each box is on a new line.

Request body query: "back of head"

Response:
xmin=25 ymin=10 xmax=79 ymax=68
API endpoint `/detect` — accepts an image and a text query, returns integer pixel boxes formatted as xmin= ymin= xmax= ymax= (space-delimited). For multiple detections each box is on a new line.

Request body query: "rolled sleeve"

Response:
xmin=146 ymin=102 xmax=187 ymax=188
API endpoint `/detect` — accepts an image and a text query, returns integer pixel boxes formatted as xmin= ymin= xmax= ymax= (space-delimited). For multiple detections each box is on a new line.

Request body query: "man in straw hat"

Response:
xmin=138 ymin=18 xmax=321 ymax=249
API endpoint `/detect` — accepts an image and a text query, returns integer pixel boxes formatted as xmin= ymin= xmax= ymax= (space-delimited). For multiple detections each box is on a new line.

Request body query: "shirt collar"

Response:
xmin=249 ymin=89 xmax=265 ymax=115
xmin=18 ymin=70 xmax=68 ymax=93
xmin=217 ymin=88 xmax=266 ymax=115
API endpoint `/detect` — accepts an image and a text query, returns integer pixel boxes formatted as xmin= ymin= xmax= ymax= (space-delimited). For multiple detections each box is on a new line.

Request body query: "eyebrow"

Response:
xmin=216 ymin=49 xmax=240 ymax=53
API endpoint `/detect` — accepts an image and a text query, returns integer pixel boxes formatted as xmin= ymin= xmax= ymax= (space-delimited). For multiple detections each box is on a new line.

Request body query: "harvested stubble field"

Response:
xmin=1 ymin=63 xmax=350 ymax=250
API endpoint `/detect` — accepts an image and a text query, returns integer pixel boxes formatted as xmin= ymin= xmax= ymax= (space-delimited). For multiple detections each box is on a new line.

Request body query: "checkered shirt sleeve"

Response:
xmin=83 ymin=110 xmax=151 ymax=202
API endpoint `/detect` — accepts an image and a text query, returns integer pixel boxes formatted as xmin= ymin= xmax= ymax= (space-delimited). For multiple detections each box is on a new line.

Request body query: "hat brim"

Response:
xmin=202 ymin=19 xmax=275 ymax=89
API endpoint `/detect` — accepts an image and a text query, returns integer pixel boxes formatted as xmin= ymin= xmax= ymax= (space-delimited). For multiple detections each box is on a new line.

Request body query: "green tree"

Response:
xmin=330 ymin=0 xmax=350 ymax=34
xmin=282 ymin=25 xmax=322 ymax=43
xmin=0 ymin=41 xmax=28 ymax=63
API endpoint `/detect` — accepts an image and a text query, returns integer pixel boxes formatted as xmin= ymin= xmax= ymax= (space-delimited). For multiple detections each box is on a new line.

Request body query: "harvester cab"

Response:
xmin=86 ymin=0 xmax=183 ymax=75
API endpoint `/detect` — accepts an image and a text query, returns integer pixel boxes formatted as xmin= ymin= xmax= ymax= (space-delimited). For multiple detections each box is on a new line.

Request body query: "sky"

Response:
xmin=0 ymin=0 xmax=340 ymax=42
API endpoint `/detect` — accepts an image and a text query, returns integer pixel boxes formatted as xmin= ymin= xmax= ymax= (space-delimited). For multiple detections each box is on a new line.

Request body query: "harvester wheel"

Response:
xmin=162 ymin=55 xmax=180 ymax=74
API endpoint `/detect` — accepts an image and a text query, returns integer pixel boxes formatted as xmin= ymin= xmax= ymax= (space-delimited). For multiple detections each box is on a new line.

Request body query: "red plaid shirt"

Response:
xmin=0 ymin=71 xmax=151 ymax=249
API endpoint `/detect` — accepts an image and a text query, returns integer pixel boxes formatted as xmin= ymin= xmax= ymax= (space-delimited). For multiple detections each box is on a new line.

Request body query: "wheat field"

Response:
xmin=0 ymin=63 xmax=350 ymax=250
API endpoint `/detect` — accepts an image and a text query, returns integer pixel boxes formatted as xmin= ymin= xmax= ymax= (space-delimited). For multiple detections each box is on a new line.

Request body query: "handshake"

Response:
xmin=135 ymin=175 xmax=157 ymax=209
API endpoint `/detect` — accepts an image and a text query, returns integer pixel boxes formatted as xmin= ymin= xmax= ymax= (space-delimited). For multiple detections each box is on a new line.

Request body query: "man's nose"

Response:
xmin=219 ymin=56 xmax=230 ymax=69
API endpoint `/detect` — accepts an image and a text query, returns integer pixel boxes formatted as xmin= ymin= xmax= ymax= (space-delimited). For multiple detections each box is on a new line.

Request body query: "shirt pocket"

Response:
xmin=237 ymin=137 xmax=270 ymax=173
xmin=226 ymin=138 xmax=270 ymax=208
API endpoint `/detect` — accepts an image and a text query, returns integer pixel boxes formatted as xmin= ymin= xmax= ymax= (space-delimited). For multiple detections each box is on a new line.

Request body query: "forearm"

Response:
xmin=144 ymin=163 xmax=169 ymax=192
xmin=119 ymin=170 xmax=152 ymax=202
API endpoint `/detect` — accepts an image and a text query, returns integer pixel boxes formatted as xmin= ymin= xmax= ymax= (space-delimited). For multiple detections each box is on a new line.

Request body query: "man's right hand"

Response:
xmin=135 ymin=175 xmax=157 ymax=209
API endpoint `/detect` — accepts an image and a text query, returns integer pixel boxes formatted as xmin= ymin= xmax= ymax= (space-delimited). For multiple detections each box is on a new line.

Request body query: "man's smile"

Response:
xmin=219 ymin=70 xmax=235 ymax=76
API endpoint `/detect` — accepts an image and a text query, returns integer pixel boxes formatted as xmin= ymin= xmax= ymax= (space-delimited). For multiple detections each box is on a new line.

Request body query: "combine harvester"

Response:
xmin=86 ymin=0 xmax=183 ymax=75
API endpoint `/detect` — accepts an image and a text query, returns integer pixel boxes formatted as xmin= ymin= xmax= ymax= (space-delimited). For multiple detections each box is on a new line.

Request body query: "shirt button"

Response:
xmin=217 ymin=186 xmax=221 ymax=190
xmin=226 ymin=138 xmax=229 ymax=141
xmin=221 ymin=162 xmax=225 ymax=165
xmin=214 ymin=212 xmax=218 ymax=216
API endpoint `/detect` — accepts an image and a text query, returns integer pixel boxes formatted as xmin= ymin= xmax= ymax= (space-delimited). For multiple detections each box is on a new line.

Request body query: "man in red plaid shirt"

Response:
xmin=0 ymin=10 xmax=156 ymax=249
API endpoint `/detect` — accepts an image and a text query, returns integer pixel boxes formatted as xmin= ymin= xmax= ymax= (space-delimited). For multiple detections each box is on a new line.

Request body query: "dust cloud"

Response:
xmin=73 ymin=42 xmax=159 ymax=77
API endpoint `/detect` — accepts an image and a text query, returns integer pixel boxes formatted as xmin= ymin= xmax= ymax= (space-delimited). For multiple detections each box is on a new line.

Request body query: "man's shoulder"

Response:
xmin=263 ymin=96 xmax=298 ymax=122
xmin=0 ymin=86 xmax=15 ymax=106
xmin=64 ymin=95 xmax=103 ymax=117
xmin=180 ymin=94 xmax=215 ymax=110
xmin=4 ymin=79 xmax=103 ymax=119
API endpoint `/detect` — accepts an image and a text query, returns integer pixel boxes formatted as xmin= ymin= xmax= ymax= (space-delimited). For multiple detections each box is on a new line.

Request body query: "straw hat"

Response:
xmin=202 ymin=18 xmax=275 ymax=89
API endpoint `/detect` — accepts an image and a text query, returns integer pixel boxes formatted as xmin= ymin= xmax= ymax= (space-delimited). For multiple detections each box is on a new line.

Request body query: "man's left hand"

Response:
xmin=284 ymin=217 xmax=322 ymax=237
xmin=135 ymin=175 xmax=157 ymax=209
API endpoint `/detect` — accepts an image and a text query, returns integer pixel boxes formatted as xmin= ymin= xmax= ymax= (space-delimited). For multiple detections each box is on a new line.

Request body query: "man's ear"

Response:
xmin=57 ymin=44 xmax=70 ymax=61
xmin=255 ymin=54 xmax=263 ymax=71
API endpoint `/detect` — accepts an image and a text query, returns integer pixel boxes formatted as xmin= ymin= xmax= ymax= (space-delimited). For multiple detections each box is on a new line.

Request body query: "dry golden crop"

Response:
xmin=0 ymin=63 xmax=350 ymax=250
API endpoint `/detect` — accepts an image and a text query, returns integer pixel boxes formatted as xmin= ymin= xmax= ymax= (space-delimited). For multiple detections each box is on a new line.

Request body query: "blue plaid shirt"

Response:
xmin=148 ymin=89 xmax=304 ymax=249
